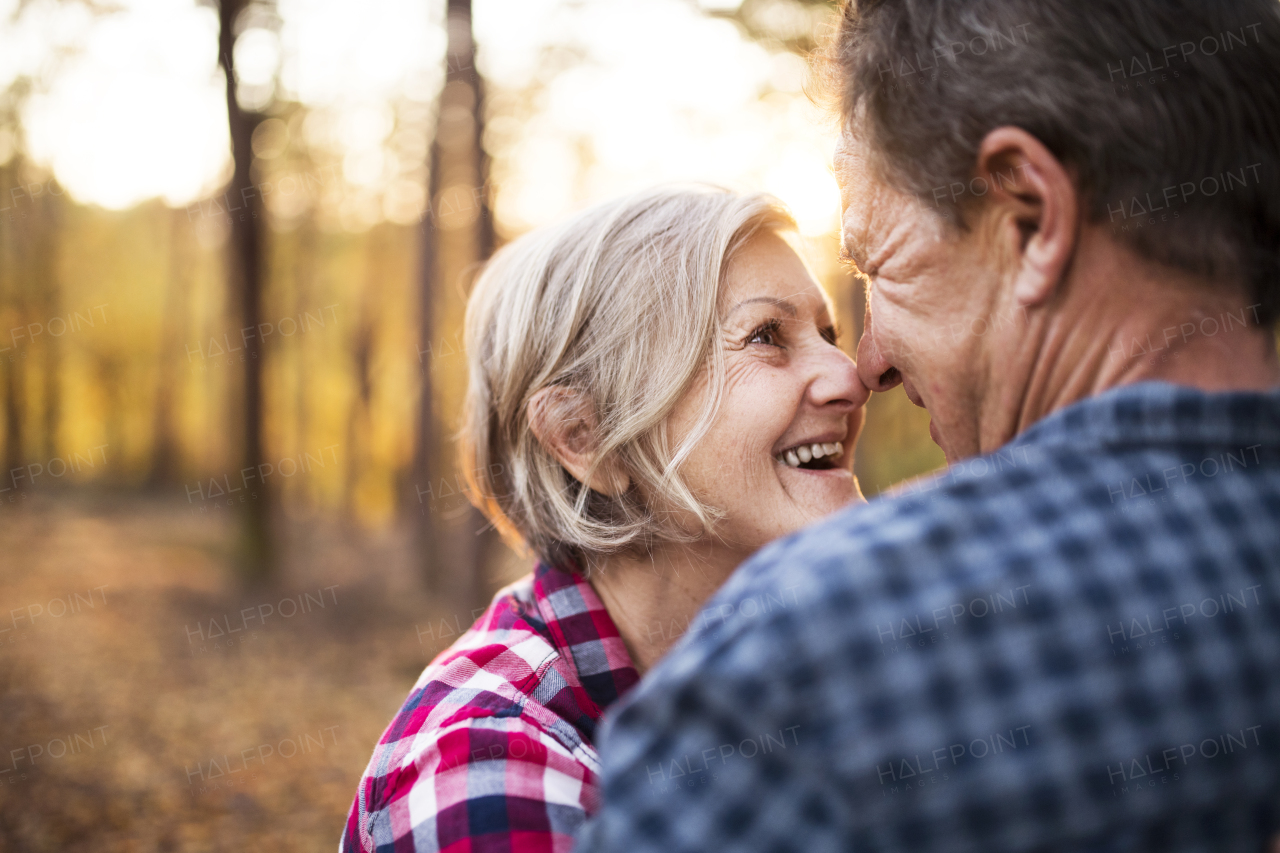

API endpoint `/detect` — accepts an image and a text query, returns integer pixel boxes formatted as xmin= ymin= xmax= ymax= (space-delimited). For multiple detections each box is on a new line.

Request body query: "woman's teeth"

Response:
xmin=776 ymin=442 xmax=843 ymax=468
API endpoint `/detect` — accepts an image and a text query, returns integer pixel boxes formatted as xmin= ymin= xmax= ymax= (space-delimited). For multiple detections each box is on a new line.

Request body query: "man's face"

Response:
xmin=835 ymin=128 xmax=1018 ymax=462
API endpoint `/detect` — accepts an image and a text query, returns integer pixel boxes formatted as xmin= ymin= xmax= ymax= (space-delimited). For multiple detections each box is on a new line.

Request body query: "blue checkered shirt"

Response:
xmin=576 ymin=382 xmax=1280 ymax=853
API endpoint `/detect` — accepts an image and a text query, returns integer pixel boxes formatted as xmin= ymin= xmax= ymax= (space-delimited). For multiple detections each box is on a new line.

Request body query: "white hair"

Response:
xmin=459 ymin=185 xmax=796 ymax=571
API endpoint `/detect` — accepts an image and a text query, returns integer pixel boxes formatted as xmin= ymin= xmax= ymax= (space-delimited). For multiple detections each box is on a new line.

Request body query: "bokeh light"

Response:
xmin=11 ymin=0 xmax=841 ymax=234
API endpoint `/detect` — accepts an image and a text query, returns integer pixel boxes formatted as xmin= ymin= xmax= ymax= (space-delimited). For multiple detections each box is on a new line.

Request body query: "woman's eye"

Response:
xmin=747 ymin=321 xmax=782 ymax=348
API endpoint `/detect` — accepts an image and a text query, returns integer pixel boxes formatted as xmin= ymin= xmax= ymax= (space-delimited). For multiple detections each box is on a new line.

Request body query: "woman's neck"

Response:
xmin=586 ymin=541 xmax=746 ymax=675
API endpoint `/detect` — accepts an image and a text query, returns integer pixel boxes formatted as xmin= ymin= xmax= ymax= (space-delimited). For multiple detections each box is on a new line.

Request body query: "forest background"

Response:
xmin=0 ymin=0 xmax=953 ymax=848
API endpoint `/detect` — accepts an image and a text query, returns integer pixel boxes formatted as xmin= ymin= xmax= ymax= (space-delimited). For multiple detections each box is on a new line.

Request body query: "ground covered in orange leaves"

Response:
xmin=0 ymin=492 xmax=524 ymax=852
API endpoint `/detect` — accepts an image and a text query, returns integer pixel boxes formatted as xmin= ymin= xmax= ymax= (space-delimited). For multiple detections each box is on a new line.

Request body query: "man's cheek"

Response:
xmin=871 ymin=284 xmax=919 ymax=340
xmin=879 ymin=318 xmax=935 ymax=368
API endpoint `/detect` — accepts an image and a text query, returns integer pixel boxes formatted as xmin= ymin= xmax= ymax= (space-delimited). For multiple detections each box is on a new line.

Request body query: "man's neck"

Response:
xmin=985 ymin=230 xmax=1280 ymax=453
xmin=587 ymin=541 xmax=745 ymax=676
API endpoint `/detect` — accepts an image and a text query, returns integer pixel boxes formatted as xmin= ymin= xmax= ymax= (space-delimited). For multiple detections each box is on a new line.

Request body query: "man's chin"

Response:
xmin=927 ymin=418 xmax=957 ymax=464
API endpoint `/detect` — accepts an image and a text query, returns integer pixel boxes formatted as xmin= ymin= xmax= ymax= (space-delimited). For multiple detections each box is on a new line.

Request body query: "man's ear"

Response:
xmin=526 ymin=386 xmax=630 ymax=497
xmin=972 ymin=126 xmax=1080 ymax=307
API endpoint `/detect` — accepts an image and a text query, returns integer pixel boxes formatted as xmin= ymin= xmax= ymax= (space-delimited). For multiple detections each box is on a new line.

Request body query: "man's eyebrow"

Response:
xmin=727 ymin=296 xmax=799 ymax=317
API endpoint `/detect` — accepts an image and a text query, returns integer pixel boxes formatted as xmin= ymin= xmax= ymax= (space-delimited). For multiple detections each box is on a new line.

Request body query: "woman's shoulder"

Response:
xmin=399 ymin=573 xmax=593 ymax=751
xmin=345 ymin=574 xmax=604 ymax=851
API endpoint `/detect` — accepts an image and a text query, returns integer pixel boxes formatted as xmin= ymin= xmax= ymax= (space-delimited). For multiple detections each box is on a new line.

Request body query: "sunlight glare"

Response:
xmin=474 ymin=0 xmax=840 ymax=237
xmin=22 ymin=0 xmax=228 ymax=209
xmin=15 ymin=0 xmax=840 ymax=234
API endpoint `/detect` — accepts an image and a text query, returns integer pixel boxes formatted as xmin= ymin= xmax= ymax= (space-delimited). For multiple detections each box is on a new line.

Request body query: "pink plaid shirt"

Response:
xmin=342 ymin=562 xmax=639 ymax=853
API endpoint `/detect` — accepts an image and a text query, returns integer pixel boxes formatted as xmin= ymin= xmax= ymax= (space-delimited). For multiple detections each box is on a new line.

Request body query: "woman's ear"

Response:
xmin=526 ymin=386 xmax=630 ymax=496
xmin=972 ymin=126 xmax=1080 ymax=307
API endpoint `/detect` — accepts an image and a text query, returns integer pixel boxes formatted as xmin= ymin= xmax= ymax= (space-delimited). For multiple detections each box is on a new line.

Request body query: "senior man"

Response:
xmin=576 ymin=0 xmax=1280 ymax=851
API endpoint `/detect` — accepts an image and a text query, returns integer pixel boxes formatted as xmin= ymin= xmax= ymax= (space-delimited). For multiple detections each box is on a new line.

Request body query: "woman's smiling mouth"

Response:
xmin=774 ymin=441 xmax=845 ymax=470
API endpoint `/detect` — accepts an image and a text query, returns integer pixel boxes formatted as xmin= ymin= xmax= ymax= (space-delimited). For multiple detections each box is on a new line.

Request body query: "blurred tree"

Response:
xmin=344 ymin=229 xmax=380 ymax=517
xmin=0 ymin=75 xmax=28 ymax=479
xmin=0 ymin=162 xmax=25 ymax=479
xmin=702 ymin=0 xmax=838 ymax=55
xmin=0 ymin=83 xmax=64 ymax=481
xmin=36 ymin=195 xmax=62 ymax=463
xmin=414 ymin=0 xmax=496 ymax=611
xmin=217 ymin=0 xmax=273 ymax=582
xmin=146 ymin=208 xmax=191 ymax=487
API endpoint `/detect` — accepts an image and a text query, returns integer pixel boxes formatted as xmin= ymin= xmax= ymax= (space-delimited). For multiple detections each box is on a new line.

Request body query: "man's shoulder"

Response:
xmin=593 ymin=423 xmax=1280 ymax=851
xmin=717 ymin=442 xmax=1078 ymax=615
xmin=685 ymin=425 xmax=1280 ymax=672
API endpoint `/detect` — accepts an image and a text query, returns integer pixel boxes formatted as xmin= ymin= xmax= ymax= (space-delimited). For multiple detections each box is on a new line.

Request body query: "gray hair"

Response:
xmin=819 ymin=0 xmax=1280 ymax=323
xmin=459 ymin=186 xmax=795 ymax=571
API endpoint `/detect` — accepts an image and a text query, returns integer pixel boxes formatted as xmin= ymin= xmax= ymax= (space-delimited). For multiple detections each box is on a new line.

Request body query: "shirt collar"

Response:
xmin=527 ymin=561 xmax=640 ymax=718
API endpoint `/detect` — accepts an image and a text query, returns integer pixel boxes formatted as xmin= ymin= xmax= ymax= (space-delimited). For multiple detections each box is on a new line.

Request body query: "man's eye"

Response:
xmin=747 ymin=320 xmax=783 ymax=347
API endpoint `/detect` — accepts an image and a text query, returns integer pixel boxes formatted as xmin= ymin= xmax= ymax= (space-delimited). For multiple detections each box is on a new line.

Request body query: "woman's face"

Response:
xmin=667 ymin=230 xmax=870 ymax=560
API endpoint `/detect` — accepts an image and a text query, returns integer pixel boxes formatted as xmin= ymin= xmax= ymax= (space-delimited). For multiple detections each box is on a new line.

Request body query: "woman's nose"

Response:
xmin=855 ymin=304 xmax=903 ymax=393
xmin=810 ymin=342 xmax=871 ymax=411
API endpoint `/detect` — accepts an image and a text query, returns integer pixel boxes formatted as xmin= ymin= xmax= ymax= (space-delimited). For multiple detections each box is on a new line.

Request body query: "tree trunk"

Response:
xmin=217 ymin=0 xmax=271 ymax=583
xmin=414 ymin=0 xmax=494 ymax=614
xmin=148 ymin=206 xmax=189 ymax=487
xmin=465 ymin=0 xmax=497 ymax=614
xmin=345 ymin=227 xmax=380 ymax=517
xmin=27 ymin=179 xmax=61 ymax=466
xmin=0 ymin=162 xmax=24 ymax=477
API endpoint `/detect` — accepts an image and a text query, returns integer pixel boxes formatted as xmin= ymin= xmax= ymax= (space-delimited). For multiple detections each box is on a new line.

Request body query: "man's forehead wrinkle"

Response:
xmin=836 ymin=133 xmax=905 ymax=277
xmin=868 ymin=207 xmax=917 ymax=272
xmin=834 ymin=145 xmax=861 ymax=220
xmin=837 ymin=183 xmax=873 ymax=267
xmin=840 ymin=186 xmax=869 ymax=254
xmin=853 ymin=177 xmax=901 ymax=272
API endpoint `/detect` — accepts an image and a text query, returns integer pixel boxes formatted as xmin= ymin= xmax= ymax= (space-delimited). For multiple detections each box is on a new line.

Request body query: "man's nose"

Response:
xmin=855 ymin=303 xmax=903 ymax=393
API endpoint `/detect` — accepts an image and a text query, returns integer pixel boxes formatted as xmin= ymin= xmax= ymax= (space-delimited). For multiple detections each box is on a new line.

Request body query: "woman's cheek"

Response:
xmin=712 ymin=359 xmax=801 ymax=484
xmin=707 ymin=426 xmax=766 ymax=487
xmin=848 ymin=406 xmax=867 ymax=447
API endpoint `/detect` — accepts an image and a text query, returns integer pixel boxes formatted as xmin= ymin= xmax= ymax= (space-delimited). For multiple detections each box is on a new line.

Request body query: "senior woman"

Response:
xmin=342 ymin=186 xmax=870 ymax=853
